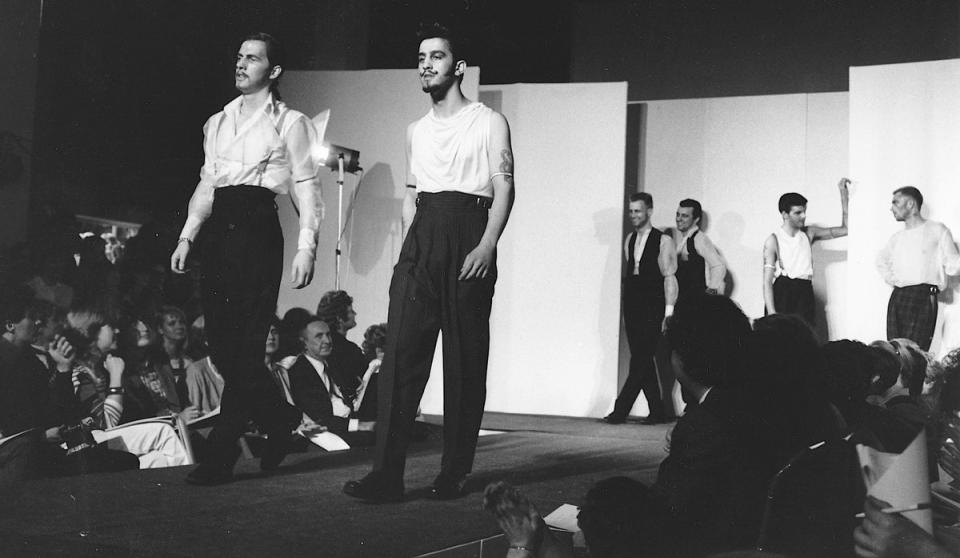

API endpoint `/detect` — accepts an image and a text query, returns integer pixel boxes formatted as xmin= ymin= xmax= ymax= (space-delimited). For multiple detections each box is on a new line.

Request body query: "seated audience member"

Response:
xmin=482 ymin=478 xmax=677 ymax=558
xmin=183 ymin=315 xmax=224 ymax=416
xmin=746 ymin=314 xmax=844 ymax=467
xmin=316 ymin=290 xmax=364 ymax=401
xmin=656 ymin=294 xmax=768 ymax=555
xmin=356 ymin=323 xmax=387 ymax=422
xmin=855 ymin=496 xmax=960 ymax=558
xmin=120 ymin=341 xmax=197 ymax=426
xmin=287 ymin=317 xmax=371 ymax=442
xmin=869 ymin=340 xmax=928 ymax=434
xmin=821 ymin=340 xmax=919 ymax=453
xmin=277 ymin=307 xmax=312 ymax=360
xmin=1 ymin=294 xmax=138 ymax=475
xmin=154 ymin=306 xmax=193 ymax=405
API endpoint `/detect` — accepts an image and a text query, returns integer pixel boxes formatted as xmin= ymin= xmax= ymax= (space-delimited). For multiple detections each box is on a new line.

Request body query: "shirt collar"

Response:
xmin=224 ymin=92 xmax=280 ymax=118
xmin=681 ymin=225 xmax=700 ymax=241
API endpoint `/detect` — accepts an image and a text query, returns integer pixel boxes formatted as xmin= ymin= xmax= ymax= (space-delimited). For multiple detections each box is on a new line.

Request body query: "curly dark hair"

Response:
xmin=316 ymin=290 xmax=353 ymax=331
xmin=362 ymin=323 xmax=387 ymax=360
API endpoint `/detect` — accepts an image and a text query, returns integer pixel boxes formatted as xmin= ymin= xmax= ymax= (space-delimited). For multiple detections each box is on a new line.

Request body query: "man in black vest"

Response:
xmin=673 ymin=199 xmax=726 ymax=299
xmin=604 ymin=192 xmax=678 ymax=425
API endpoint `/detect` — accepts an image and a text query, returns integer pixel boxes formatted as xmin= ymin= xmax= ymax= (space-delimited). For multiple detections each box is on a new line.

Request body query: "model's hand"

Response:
xmin=171 ymin=240 xmax=190 ymax=274
xmin=290 ymin=250 xmax=315 ymax=289
xmin=459 ymin=242 xmax=494 ymax=280
xmin=839 ymin=177 xmax=851 ymax=195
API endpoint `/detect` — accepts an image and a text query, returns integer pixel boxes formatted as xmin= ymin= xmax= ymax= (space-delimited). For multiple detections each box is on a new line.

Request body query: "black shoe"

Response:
xmin=602 ymin=414 xmax=627 ymax=425
xmin=260 ymin=433 xmax=293 ymax=472
xmin=431 ymin=473 xmax=468 ymax=500
xmin=343 ymin=473 xmax=404 ymax=503
xmin=185 ymin=464 xmax=234 ymax=486
xmin=639 ymin=416 xmax=666 ymax=425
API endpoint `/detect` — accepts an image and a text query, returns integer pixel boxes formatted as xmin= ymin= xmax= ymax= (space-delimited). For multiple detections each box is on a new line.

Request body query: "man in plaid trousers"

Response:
xmin=877 ymin=186 xmax=960 ymax=350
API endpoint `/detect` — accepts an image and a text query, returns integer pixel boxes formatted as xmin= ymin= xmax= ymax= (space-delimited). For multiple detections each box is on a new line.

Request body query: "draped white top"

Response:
xmin=410 ymin=102 xmax=493 ymax=197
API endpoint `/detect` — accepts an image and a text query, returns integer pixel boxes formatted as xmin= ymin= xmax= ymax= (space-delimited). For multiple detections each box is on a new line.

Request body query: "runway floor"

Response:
xmin=0 ymin=413 xmax=670 ymax=558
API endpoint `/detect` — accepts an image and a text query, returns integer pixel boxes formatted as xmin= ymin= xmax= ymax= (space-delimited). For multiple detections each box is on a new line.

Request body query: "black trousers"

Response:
xmin=200 ymin=186 xmax=297 ymax=468
xmin=613 ymin=278 xmax=665 ymax=419
xmin=772 ymin=276 xmax=815 ymax=326
xmin=373 ymin=192 xmax=495 ymax=485
xmin=887 ymin=284 xmax=939 ymax=351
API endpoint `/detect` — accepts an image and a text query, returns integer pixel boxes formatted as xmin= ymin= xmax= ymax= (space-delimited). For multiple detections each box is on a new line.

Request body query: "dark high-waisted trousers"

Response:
xmin=200 ymin=185 xmax=295 ymax=467
xmin=373 ymin=191 xmax=496 ymax=485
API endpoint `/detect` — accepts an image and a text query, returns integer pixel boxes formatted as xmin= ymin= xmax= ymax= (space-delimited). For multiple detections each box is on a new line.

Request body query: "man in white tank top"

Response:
xmin=344 ymin=22 xmax=515 ymax=503
xmin=762 ymin=179 xmax=849 ymax=327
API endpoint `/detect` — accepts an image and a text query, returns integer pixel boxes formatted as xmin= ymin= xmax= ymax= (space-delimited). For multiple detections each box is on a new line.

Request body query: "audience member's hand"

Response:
xmin=170 ymin=241 xmax=190 ymax=273
xmin=44 ymin=426 xmax=63 ymax=443
xmin=290 ymin=250 xmax=314 ymax=289
xmin=178 ymin=406 xmax=200 ymax=423
xmin=48 ymin=335 xmax=76 ymax=371
xmin=854 ymin=496 xmax=945 ymax=558
xmin=483 ymin=482 xmax=544 ymax=552
xmin=104 ymin=355 xmax=125 ymax=381
xmin=459 ymin=242 xmax=494 ymax=280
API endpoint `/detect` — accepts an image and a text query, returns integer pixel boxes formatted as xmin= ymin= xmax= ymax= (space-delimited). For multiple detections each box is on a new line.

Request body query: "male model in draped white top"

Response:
xmin=344 ymin=22 xmax=515 ymax=503
xmin=762 ymin=178 xmax=849 ymax=326
xmin=877 ymin=186 xmax=960 ymax=351
xmin=170 ymin=32 xmax=322 ymax=485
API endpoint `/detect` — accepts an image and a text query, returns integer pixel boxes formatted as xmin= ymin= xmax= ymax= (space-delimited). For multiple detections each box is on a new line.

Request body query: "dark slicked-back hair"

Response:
xmin=778 ymin=192 xmax=807 ymax=214
xmin=243 ymin=32 xmax=285 ymax=99
xmin=628 ymin=192 xmax=653 ymax=207
xmin=893 ymin=186 xmax=924 ymax=210
xmin=417 ymin=21 xmax=467 ymax=61
xmin=666 ymin=294 xmax=751 ymax=387
xmin=316 ymin=290 xmax=353 ymax=331
xmin=679 ymin=198 xmax=703 ymax=222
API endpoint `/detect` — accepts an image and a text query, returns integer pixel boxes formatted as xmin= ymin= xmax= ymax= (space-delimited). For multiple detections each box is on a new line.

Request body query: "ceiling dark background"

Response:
xmin=23 ymin=0 xmax=959 ymax=233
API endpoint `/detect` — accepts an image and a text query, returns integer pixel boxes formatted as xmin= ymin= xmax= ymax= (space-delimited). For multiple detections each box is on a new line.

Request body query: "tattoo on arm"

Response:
xmin=499 ymin=149 xmax=514 ymax=179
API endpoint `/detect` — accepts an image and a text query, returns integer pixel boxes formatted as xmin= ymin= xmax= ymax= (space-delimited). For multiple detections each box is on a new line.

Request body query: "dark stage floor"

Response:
xmin=0 ymin=413 xmax=669 ymax=558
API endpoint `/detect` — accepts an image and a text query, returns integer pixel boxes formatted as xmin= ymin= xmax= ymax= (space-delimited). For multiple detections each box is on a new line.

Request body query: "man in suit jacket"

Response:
xmin=286 ymin=318 xmax=354 ymax=435
xmin=655 ymin=294 xmax=769 ymax=556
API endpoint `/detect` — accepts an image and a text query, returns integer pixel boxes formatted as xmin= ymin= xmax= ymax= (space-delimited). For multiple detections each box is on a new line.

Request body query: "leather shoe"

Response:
xmin=601 ymin=414 xmax=627 ymax=425
xmin=431 ymin=473 xmax=468 ymax=500
xmin=343 ymin=473 xmax=404 ymax=503
xmin=260 ymin=433 xmax=293 ymax=472
xmin=185 ymin=464 xmax=234 ymax=486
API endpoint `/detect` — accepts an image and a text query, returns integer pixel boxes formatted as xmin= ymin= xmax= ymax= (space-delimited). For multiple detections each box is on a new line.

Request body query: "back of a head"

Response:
xmin=666 ymin=294 xmax=751 ymax=388
xmin=749 ymin=314 xmax=824 ymax=395
xmin=867 ymin=341 xmax=905 ymax=397
xmin=821 ymin=340 xmax=872 ymax=417
xmin=578 ymin=477 xmax=674 ymax=557
xmin=316 ymin=290 xmax=352 ymax=331
xmin=889 ymin=338 xmax=927 ymax=398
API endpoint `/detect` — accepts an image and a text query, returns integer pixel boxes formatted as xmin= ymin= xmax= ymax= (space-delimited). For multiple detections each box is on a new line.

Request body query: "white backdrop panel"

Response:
xmin=641 ymin=93 xmax=849 ymax=338
xmin=277 ymin=68 xmax=479 ymax=331
xmin=282 ymin=71 xmax=628 ymax=417
xmin=847 ymin=60 xmax=960 ymax=355
xmin=420 ymin=82 xmax=628 ymax=417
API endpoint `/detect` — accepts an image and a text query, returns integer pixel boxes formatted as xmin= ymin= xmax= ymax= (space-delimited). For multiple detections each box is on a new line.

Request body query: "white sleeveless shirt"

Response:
xmin=410 ymin=102 xmax=493 ymax=197
xmin=774 ymin=228 xmax=813 ymax=280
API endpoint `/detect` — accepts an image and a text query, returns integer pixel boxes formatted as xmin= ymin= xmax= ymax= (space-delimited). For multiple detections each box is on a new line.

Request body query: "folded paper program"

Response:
xmin=856 ymin=429 xmax=933 ymax=533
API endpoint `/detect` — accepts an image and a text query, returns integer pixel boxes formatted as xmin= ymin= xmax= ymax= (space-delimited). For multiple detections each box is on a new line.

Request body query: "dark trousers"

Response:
xmin=373 ymin=192 xmax=495 ymax=485
xmin=773 ymin=276 xmax=815 ymax=326
xmin=613 ymin=279 xmax=665 ymax=419
xmin=200 ymin=186 xmax=296 ymax=468
xmin=887 ymin=284 xmax=939 ymax=351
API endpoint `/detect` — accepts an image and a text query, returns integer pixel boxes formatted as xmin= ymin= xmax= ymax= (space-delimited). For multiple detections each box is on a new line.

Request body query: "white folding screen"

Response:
xmin=846 ymin=60 xmax=960 ymax=355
